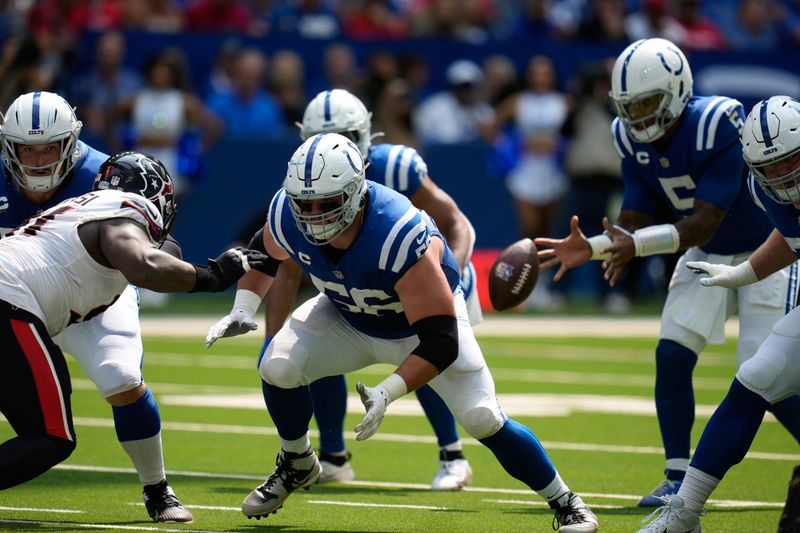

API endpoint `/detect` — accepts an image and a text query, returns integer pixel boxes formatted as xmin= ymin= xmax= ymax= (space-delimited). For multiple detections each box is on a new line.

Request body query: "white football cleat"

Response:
xmin=431 ymin=458 xmax=472 ymax=491
xmin=637 ymin=495 xmax=702 ymax=533
xmin=242 ymin=447 xmax=321 ymax=519
xmin=319 ymin=452 xmax=356 ymax=483
xmin=549 ymin=492 xmax=599 ymax=533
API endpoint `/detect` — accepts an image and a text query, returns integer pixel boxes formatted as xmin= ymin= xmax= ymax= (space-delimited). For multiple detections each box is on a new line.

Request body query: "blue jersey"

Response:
xmin=0 ymin=141 xmax=108 ymax=232
xmin=366 ymin=143 xmax=428 ymax=198
xmin=612 ymin=96 xmax=772 ymax=254
xmin=268 ymin=182 xmax=461 ymax=339
xmin=748 ymin=173 xmax=800 ymax=258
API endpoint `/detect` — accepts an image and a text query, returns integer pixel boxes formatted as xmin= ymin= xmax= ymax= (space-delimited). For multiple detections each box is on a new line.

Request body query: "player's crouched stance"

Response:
xmin=207 ymin=134 xmax=598 ymax=532
xmin=0 ymin=152 xmax=267 ymax=499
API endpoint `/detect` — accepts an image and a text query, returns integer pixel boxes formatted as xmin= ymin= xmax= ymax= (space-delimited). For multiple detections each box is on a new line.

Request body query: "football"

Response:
xmin=488 ymin=238 xmax=539 ymax=311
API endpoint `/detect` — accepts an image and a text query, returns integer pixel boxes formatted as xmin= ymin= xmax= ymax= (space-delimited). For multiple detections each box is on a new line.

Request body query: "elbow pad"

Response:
xmin=159 ymin=234 xmax=183 ymax=260
xmin=247 ymin=228 xmax=282 ymax=277
xmin=411 ymin=315 xmax=459 ymax=372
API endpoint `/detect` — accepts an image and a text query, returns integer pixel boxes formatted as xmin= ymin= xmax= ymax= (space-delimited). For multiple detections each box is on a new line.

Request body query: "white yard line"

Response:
xmin=0 ymin=518 xmax=228 ymax=532
xmin=140 ymin=315 xmax=742 ymax=338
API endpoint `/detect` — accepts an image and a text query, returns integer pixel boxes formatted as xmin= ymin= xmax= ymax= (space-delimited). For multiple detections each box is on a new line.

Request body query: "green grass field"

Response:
xmin=0 ymin=330 xmax=795 ymax=532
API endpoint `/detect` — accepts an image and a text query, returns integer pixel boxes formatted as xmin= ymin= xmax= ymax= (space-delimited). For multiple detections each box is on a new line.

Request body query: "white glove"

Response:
xmin=354 ymin=381 xmax=389 ymax=441
xmin=354 ymin=374 xmax=407 ymax=441
xmin=686 ymin=260 xmax=758 ymax=289
xmin=205 ymin=308 xmax=257 ymax=347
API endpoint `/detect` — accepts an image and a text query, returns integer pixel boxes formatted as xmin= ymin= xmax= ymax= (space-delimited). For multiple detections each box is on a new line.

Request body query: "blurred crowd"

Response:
xmin=2 ymin=0 xmax=770 ymax=309
xmin=3 ymin=0 xmax=800 ymax=50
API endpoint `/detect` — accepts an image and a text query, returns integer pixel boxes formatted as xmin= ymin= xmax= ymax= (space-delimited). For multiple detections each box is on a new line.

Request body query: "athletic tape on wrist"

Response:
xmin=633 ymin=224 xmax=680 ymax=257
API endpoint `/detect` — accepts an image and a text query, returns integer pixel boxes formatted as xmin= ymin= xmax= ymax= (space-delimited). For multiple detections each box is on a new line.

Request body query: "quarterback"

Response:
xmin=534 ymin=38 xmax=800 ymax=506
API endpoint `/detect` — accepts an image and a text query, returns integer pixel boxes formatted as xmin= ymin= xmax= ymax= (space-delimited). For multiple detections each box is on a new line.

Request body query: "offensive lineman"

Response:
xmin=208 ymin=89 xmax=478 ymax=490
xmin=207 ymin=133 xmax=599 ymax=532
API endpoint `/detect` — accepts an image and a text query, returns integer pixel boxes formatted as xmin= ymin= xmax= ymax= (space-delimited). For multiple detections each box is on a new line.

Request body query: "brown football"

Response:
xmin=488 ymin=238 xmax=539 ymax=311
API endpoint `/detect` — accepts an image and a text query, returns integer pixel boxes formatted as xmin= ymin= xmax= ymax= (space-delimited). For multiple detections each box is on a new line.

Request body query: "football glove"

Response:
xmin=191 ymin=247 xmax=268 ymax=293
xmin=686 ymin=260 xmax=758 ymax=289
xmin=355 ymin=381 xmax=389 ymax=441
xmin=205 ymin=308 xmax=258 ymax=347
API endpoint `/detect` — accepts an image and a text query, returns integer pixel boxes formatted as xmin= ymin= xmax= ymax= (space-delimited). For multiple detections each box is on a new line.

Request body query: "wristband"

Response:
xmin=190 ymin=265 xmax=216 ymax=292
xmin=377 ymin=373 xmax=408 ymax=403
xmin=632 ymin=224 xmax=680 ymax=257
xmin=731 ymin=260 xmax=759 ymax=285
xmin=233 ymin=289 xmax=262 ymax=317
xmin=587 ymin=234 xmax=612 ymax=260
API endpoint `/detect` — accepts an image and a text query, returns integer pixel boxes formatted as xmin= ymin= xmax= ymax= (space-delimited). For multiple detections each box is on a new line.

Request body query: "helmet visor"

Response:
xmin=612 ymin=90 xmax=673 ymax=142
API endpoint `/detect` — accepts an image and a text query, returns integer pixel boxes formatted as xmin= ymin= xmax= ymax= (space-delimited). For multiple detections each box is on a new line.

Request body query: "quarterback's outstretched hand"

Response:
xmin=534 ymin=215 xmax=591 ymax=282
xmin=686 ymin=260 xmax=758 ymax=289
xmin=191 ymin=247 xmax=269 ymax=293
xmin=205 ymin=308 xmax=258 ymax=347
xmin=355 ymin=381 xmax=389 ymax=441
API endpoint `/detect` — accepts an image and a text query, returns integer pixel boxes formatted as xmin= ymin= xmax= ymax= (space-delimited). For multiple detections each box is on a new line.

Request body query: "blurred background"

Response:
xmin=2 ymin=0 xmax=799 ymax=314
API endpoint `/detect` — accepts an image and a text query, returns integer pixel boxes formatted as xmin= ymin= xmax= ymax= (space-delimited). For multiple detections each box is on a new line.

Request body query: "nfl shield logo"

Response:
xmin=659 ymin=157 xmax=670 ymax=168
xmin=333 ymin=270 xmax=344 ymax=279
xmin=495 ymin=262 xmax=514 ymax=281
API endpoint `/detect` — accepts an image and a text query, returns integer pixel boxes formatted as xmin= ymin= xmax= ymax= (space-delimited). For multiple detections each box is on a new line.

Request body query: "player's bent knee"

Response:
xmin=736 ymin=354 xmax=785 ymax=401
xmin=92 ymin=361 xmax=143 ymax=399
xmin=261 ymin=358 xmax=303 ymax=389
xmin=459 ymin=406 xmax=504 ymax=439
xmin=45 ymin=434 xmax=76 ymax=465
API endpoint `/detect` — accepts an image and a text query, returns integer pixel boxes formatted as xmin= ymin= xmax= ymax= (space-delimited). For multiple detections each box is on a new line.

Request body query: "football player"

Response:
xmin=636 ymin=96 xmax=800 ymax=531
xmin=0 ymin=151 xmax=263 ymax=494
xmin=0 ymin=92 xmax=194 ymax=522
xmin=206 ymin=133 xmax=599 ymax=532
xmin=214 ymin=89 xmax=478 ymax=490
xmin=533 ymin=39 xmax=800 ymax=506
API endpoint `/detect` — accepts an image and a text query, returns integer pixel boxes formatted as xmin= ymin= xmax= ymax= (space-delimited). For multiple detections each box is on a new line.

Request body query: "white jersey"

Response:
xmin=0 ymin=189 xmax=163 ymax=336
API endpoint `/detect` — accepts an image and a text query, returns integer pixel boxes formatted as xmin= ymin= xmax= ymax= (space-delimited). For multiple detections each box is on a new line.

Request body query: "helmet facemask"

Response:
xmin=613 ymin=89 xmax=677 ymax=143
xmin=284 ymin=133 xmax=368 ymax=245
xmin=748 ymin=149 xmax=800 ymax=205
xmin=0 ymin=92 xmax=83 ymax=192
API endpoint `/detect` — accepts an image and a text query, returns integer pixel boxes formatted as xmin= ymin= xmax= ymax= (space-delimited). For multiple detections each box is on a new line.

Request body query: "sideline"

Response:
xmin=141 ymin=315 xmax=741 ymax=338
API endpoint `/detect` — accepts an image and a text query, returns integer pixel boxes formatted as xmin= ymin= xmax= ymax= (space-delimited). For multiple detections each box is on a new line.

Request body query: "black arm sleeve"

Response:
xmin=247 ymin=227 xmax=282 ymax=277
xmin=411 ymin=315 xmax=459 ymax=373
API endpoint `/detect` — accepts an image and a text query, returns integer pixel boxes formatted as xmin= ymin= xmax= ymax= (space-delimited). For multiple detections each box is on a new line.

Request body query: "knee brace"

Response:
xmin=261 ymin=357 xmax=304 ymax=389
xmin=460 ymin=405 xmax=504 ymax=440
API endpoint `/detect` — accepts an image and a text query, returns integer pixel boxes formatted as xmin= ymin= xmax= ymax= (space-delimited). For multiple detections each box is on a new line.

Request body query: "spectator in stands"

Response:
xmin=716 ymin=0 xmax=780 ymax=50
xmin=362 ymin=50 xmax=400 ymax=110
xmin=206 ymin=48 xmax=286 ymax=139
xmin=268 ymin=0 xmax=340 ymax=39
xmin=119 ymin=48 xmax=223 ymax=196
xmin=413 ymin=59 xmax=494 ymax=144
xmin=625 ymin=0 xmax=687 ymax=44
xmin=575 ymin=0 xmax=630 ymax=43
xmin=373 ymin=78 xmax=421 ymax=150
xmin=269 ymin=49 xmax=306 ymax=128
xmin=205 ymin=38 xmax=241 ymax=101
xmin=674 ymin=0 xmax=727 ymax=50
xmin=482 ymin=54 xmax=519 ymax=107
xmin=183 ymin=0 xmax=254 ymax=34
xmin=0 ymin=37 xmax=57 ymax=113
xmin=490 ymin=55 xmax=568 ymax=308
xmin=71 ymin=31 xmax=142 ymax=153
xmin=308 ymin=42 xmax=362 ymax=99
xmin=411 ymin=0 xmax=492 ymax=43
xmin=341 ymin=0 xmax=410 ymax=39
xmin=119 ymin=0 xmax=182 ymax=32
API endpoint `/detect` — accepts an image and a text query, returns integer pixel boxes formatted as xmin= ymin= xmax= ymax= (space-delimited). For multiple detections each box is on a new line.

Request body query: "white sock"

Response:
xmin=538 ymin=472 xmax=570 ymax=503
xmin=666 ymin=458 xmax=690 ymax=473
xmin=679 ymin=466 xmax=720 ymax=513
xmin=442 ymin=441 xmax=462 ymax=453
xmin=120 ymin=433 xmax=166 ymax=486
xmin=281 ymin=433 xmax=311 ymax=454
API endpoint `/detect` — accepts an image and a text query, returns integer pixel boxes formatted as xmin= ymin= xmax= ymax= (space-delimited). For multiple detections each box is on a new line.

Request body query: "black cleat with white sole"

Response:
xmin=242 ymin=446 xmax=321 ymax=519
